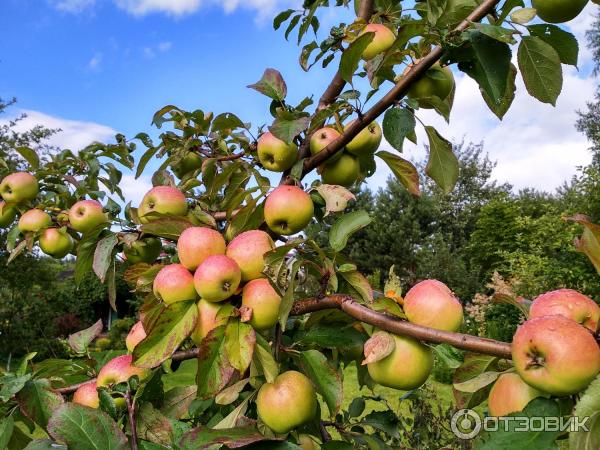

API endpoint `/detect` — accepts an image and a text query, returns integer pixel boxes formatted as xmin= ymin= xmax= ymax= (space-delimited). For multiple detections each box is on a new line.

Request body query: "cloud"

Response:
xmin=142 ymin=41 xmax=173 ymax=58
xmin=114 ymin=0 xmax=202 ymax=17
xmin=51 ymin=0 xmax=96 ymax=13
xmin=88 ymin=53 xmax=102 ymax=70
xmin=119 ymin=174 xmax=153 ymax=207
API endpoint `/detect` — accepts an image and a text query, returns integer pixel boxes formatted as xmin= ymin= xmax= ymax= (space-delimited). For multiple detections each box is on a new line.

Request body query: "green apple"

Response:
xmin=72 ymin=381 xmax=100 ymax=408
xmin=191 ymin=299 xmax=229 ymax=345
xmin=256 ymin=370 xmax=317 ymax=433
xmin=18 ymin=209 xmax=52 ymax=233
xmin=0 ymin=201 xmax=17 ymax=228
xmin=226 ymin=230 xmax=275 ymax=281
xmin=264 ymin=185 xmax=314 ymax=235
xmin=242 ymin=278 xmax=281 ymax=330
xmin=532 ymin=0 xmax=588 ymax=23
xmin=153 ymin=263 xmax=197 ymax=304
xmin=488 ymin=373 xmax=546 ymax=417
xmin=39 ymin=227 xmax=75 ymax=258
xmin=193 ymin=255 xmax=241 ymax=302
xmin=407 ymin=63 xmax=455 ymax=109
xmin=320 ymin=153 xmax=360 ymax=187
xmin=298 ymin=435 xmax=320 ymax=450
xmin=257 ymin=132 xmax=298 ymax=172
xmin=96 ymin=355 xmax=150 ymax=387
xmin=367 ymin=334 xmax=433 ymax=390
xmin=68 ymin=200 xmax=108 ymax=233
xmin=529 ymin=288 xmax=599 ymax=332
xmin=0 ymin=172 xmax=38 ymax=203
xmin=124 ymin=237 xmax=162 ymax=264
xmin=310 ymin=127 xmax=343 ymax=163
xmin=360 ymin=24 xmax=396 ymax=61
xmin=345 ymin=120 xmax=382 ymax=156
xmin=138 ymin=186 xmax=188 ymax=223
xmin=126 ymin=321 xmax=146 ymax=353
xmin=172 ymin=151 xmax=203 ymax=178
xmin=403 ymin=279 xmax=463 ymax=332
xmin=177 ymin=226 xmax=226 ymax=271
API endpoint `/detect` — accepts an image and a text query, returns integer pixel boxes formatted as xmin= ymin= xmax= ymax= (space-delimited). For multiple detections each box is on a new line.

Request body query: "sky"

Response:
xmin=0 ymin=0 xmax=598 ymax=207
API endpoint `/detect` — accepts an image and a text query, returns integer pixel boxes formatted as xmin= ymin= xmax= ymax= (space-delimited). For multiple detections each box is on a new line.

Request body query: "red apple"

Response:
xmin=153 ymin=263 xmax=197 ymax=304
xmin=488 ymin=373 xmax=546 ymax=417
xmin=96 ymin=354 xmax=150 ymax=387
xmin=257 ymin=132 xmax=298 ymax=172
xmin=309 ymin=127 xmax=343 ymax=163
xmin=72 ymin=381 xmax=99 ymax=408
xmin=0 ymin=172 xmax=38 ymax=203
xmin=194 ymin=255 xmax=241 ymax=302
xmin=0 ymin=201 xmax=17 ymax=228
xmin=138 ymin=186 xmax=188 ymax=223
xmin=242 ymin=279 xmax=282 ymax=330
xmin=177 ymin=226 xmax=226 ymax=271
xmin=264 ymin=185 xmax=314 ymax=235
xmin=529 ymin=289 xmax=600 ymax=332
xmin=126 ymin=321 xmax=146 ymax=353
xmin=68 ymin=200 xmax=108 ymax=233
xmin=226 ymin=230 xmax=275 ymax=281
xmin=403 ymin=279 xmax=463 ymax=332
xmin=18 ymin=209 xmax=52 ymax=233
xmin=360 ymin=24 xmax=396 ymax=60
xmin=191 ymin=299 xmax=230 ymax=345
xmin=39 ymin=227 xmax=74 ymax=258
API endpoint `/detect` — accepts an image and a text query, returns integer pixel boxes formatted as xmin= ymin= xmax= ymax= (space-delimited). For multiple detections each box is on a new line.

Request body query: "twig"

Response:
xmin=125 ymin=389 xmax=139 ymax=450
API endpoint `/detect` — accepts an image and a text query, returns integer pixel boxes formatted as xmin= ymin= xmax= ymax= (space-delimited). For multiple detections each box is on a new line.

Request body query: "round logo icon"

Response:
xmin=451 ymin=409 xmax=482 ymax=439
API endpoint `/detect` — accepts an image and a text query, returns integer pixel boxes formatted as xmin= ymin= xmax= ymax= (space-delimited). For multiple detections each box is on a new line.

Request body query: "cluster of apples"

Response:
xmin=0 ymin=171 xmax=109 ymax=258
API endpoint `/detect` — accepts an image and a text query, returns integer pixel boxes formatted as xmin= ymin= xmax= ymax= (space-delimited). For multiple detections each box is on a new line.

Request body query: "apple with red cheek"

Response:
xmin=403 ymin=279 xmax=463 ymax=332
xmin=153 ymin=264 xmax=197 ymax=304
xmin=529 ymin=288 xmax=599 ymax=332
xmin=226 ymin=230 xmax=274 ymax=281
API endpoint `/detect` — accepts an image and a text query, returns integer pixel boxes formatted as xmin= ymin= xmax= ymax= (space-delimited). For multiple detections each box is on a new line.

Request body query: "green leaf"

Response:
xmin=570 ymin=375 xmax=600 ymax=450
xmin=340 ymin=32 xmax=375 ymax=84
xmin=136 ymin=403 xmax=172 ymax=447
xmin=211 ymin=113 xmax=245 ymax=133
xmin=471 ymin=23 xmax=518 ymax=44
xmin=141 ymin=216 xmax=193 ymax=240
xmin=269 ymin=115 xmax=310 ymax=143
xmin=329 ymin=210 xmax=373 ymax=252
xmin=510 ymin=7 xmax=537 ymax=24
xmin=382 ymin=107 xmax=416 ymax=152
xmin=299 ymin=350 xmax=343 ymax=417
xmin=161 ymin=385 xmax=197 ymax=419
xmin=453 ymin=371 xmax=501 ymax=393
xmin=24 ymin=440 xmax=67 ymax=450
xmin=279 ymin=258 xmax=302 ymax=329
xmin=225 ymin=320 xmax=256 ymax=374
xmin=0 ymin=416 xmax=14 ymax=450
xmin=481 ymin=63 xmax=517 ymax=120
xmin=252 ymin=334 xmax=279 ymax=384
xmin=376 ymin=151 xmax=420 ymax=196
xmin=179 ymin=426 xmax=276 ymax=449
xmin=273 ymin=9 xmax=294 ymax=30
xmin=92 ymin=233 xmax=117 ymax=283
xmin=17 ymin=379 xmax=64 ymax=430
xmin=247 ymin=68 xmax=287 ymax=102
xmin=565 ymin=215 xmax=600 ymax=274
xmin=15 ymin=147 xmax=40 ymax=170
xmin=47 ymin=403 xmax=128 ymax=450
xmin=453 ymin=353 xmax=499 ymax=409
xmin=339 ymin=270 xmax=373 ymax=303
xmin=433 ymin=344 xmax=463 ymax=369
xmin=0 ymin=373 xmax=32 ymax=402
xmin=296 ymin=323 xmax=366 ymax=352
xmin=528 ymin=24 xmax=578 ymax=66
xmin=424 ymin=126 xmax=459 ymax=194
xmin=427 ymin=0 xmax=447 ymax=24
xmin=518 ymin=36 xmax=563 ymax=106
xmin=196 ymin=325 xmax=235 ymax=400
xmin=67 ymin=320 xmax=103 ymax=354
xmin=136 ymin=145 xmax=159 ymax=179
xmin=133 ymin=300 xmax=198 ymax=368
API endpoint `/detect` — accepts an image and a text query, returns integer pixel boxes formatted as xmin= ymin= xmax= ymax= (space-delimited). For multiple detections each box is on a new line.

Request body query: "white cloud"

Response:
xmin=157 ymin=41 xmax=172 ymax=52
xmin=88 ymin=53 xmax=102 ymax=70
xmin=114 ymin=0 xmax=202 ymax=16
xmin=119 ymin=174 xmax=153 ymax=207
xmin=51 ymin=0 xmax=96 ymax=13
xmin=142 ymin=41 xmax=172 ymax=58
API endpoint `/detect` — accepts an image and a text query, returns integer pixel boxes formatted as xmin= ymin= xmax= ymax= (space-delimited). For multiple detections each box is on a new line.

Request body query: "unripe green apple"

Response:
xmin=345 ymin=120 xmax=382 ymax=156
xmin=0 ymin=201 xmax=17 ymax=228
xmin=360 ymin=24 xmax=396 ymax=61
xmin=367 ymin=334 xmax=433 ymax=390
xmin=39 ymin=227 xmax=75 ymax=258
xmin=512 ymin=315 xmax=600 ymax=396
xmin=18 ymin=209 xmax=52 ymax=233
xmin=407 ymin=63 xmax=455 ymax=109
xmin=96 ymin=354 xmax=150 ymax=387
xmin=0 ymin=172 xmax=38 ymax=203
xmin=488 ymin=373 xmax=546 ymax=417
xmin=242 ymin=279 xmax=282 ymax=330
xmin=532 ymin=0 xmax=588 ymax=23
xmin=124 ymin=237 xmax=162 ymax=264
xmin=264 ymin=185 xmax=314 ymax=235
xmin=193 ymin=255 xmax=241 ymax=302
xmin=126 ymin=321 xmax=146 ymax=353
xmin=153 ymin=263 xmax=197 ymax=304
xmin=172 ymin=151 xmax=203 ymax=178
xmin=403 ymin=279 xmax=463 ymax=332
xmin=529 ymin=289 xmax=600 ymax=332
xmin=256 ymin=370 xmax=318 ymax=434
xmin=191 ymin=299 xmax=229 ymax=345
xmin=257 ymin=132 xmax=298 ymax=172
xmin=138 ymin=186 xmax=188 ymax=223
xmin=177 ymin=226 xmax=226 ymax=271
xmin=226 ymin=230 xmax=275 ymax=281
xmin=298 ymin=434 xmax=320 ymax=450
xmin=320 ymin=153 xmax=360 ymax=187
xmin=310 ymin=127 xmax=343 ymax=163
xmin=72 ymin=381 xmax=100 ymax=408
xmin=68 ymin=200 xmax=108 ymax=234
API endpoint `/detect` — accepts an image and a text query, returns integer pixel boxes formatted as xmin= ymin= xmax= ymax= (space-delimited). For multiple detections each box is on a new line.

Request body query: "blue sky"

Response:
xmin=1 ymin=0 xmax=598 ymax=204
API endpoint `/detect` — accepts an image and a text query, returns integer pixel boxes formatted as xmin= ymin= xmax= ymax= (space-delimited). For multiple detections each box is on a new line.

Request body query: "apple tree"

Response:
xmin=1 ymin=0 xmax=599 ymax=449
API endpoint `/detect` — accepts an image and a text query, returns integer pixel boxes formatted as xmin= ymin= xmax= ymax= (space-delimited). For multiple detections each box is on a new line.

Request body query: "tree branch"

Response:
xmin=125 ymin=389 xmax=139 ymax=450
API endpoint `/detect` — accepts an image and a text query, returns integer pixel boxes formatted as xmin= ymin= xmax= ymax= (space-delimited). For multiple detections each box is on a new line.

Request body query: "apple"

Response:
xmin=488 ymin=373 xmax=546 ymax=417
xmin=298 ymin=435 xmax=319 ymax=450
xmin=403 ymin=279 xmax=464 ymax=332
xmin=226 ymin=230 xmax=275 ymax=281
xmin=96 ymin=354 xmax=150 ymax=387
xmin=68 ymin=200 xmax=108 ymax=233
xmin=177 ymin=226 xmax=226 ymax=271
xmin=126 ymin=321 xmax=146 ymax=353
xmin=153 ymin=263 xmax=197 ymax=304
xmin=320 ymin=153 xmax=360 ymax=187
xmin=512 ymin=315 xmax=600 ymax=396
xmin=367 ymin=334 xmax=433 ymax=390
xmin=194 ymin=255 xmax=241 ymax=302
xmin=256 ymin=370 xmax=317 ymax=433
xmin=18 ymin=209 xmax=52 ymax=233
xmin=529 ymin=288 xmax=600 ymax=332
xmin=72 ymin=381 xmax=99 ymax=408
xmin=532 ymin=0 xmax=588 ymax=23
xmin=242 ymin=279 xmax=281 ymax=330
xmin=0 ymin=201 xmax=17 ymax=228
xmin=172 ymin=151 xmax=203 ymax=178
xmin=39 ymin=228 xmax=75 ymax=258
xmin=124 ymin=237 xmax=162 ymax=264
xmin=138 ymin=186 xmax=188 ymax=223
xmin=360 ymin=24 xmax=396 ymax=61
xmin=191 ymin=299 xmax=229 ymax=345
xmin=345 ymin=120 xmax=382 ymax=156
xmin=264 ymin=185 xmax=314 ymax=235
xmin=407 ymin=63 xmax=455 ymax=109
xmin=309 ymin=127 xmax=343 ymax=163
xmin=0 ymin=172 xmax=38 ymax=203
xmin=257 ymin=132 xmax=298 ymax=172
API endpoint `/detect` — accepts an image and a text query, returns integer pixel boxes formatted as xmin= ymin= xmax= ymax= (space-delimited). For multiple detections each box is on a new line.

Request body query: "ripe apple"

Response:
xmin=0 ymin=201 xmax=17 ymax=228
xmin=39 ymin=227 xmax=75 ymax=258
xmin=242 ymin=279 xmax=281 ymax=330
xmin=226 ymin=230 xmax=275 ymax=281
xmin=123 ymin=237 xmax=162 ymax=264
xmin=345 ymin=120 xmax=382 ymax=156
xmin=96 ymin=354 xmax=150 ymax=387
xmin=177 ymin=226 xmax=226 ymax=271
xmin=256 ymin=370 xmax=317 ymax=434
xmin=72 ymin=381 xmax=100 ymax=408
xmin=309 ymin=127 xmax=343 ymax=163
xmin=529 ymin=288 xmax=600 ymax=332
xmin=407 ymin=63 xmax=455 ymax=109
xmin=138 ymin=186 xmax=188 ymax=223
xmin=367 ymin=334 xmax=433 ymax=390
xmin=153 ymin=263 xmax=197 ymax=304
xmin=488 ymin=373 xmax=546 ymax=417
xmin=320 ymin=153 xmax=360 ymax=187
xmin=532 ymin=0 xmax=588 ymax=23
xmin=403 ymin=279 xmax=464 ymax=332
xmin=264 ymin=185 xmax=314 ymax=235
xmin=191 ymin=299 xmax=229 ymax=345
xmin=18 ymin=209 xmax=52 ymax=233
xmin=0 ymin=172 xmax=38 ymax=203
xmin=360 ymin=24 xmax=396 ymax=61
xmin=512 ymin=315 xmax=600 ymax=396
xmin=257 ymin=132 xmax=298 ymax=172
xmin=172 ymin=151 xmax=203 ymax=178
xmin=194 ymin=255 xmax=241 ymax=302
xmin=68 ymin=200 xmax=108 ymax=233
xmin=126 ymin=321 xmax=146 ymax=353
